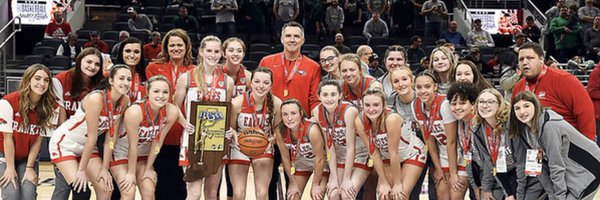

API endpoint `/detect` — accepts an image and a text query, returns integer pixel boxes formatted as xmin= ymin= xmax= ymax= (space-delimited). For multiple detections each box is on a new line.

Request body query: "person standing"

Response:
xmin=258 ymin=21 xmax=321 ymax=200
xmin=512 ymin=42 xmax=596 ymax=141
xmin=212 ymin=0 xmax=238 ymax=37
xmin=421 ymin=0 xmax=447 ymax=39
xmin=273 ymin=0 xmax=299 ymax=38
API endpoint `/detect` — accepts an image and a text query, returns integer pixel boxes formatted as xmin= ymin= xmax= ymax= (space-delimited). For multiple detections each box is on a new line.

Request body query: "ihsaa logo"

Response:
xmin=198 ymin=108 xmax=224 ymax=127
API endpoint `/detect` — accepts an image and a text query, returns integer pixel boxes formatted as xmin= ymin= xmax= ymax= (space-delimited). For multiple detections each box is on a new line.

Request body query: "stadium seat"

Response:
xmin=370 ymin=37 xmax=391 ymax=46
xmin=250 ymin=43 xmax=272 ymax=53
xmin=243 ymin=60 xmax=258 ymax=71
xmin=166 ymin=7 xmax=179 ymax=15
xmin=161 ymin=15 xmax=177 ymax=24
xmin=130 ymin=31 xmax=149 ymax=42
xmin=143 ymin=6 xmax=164 ymax=16
xmin=159 ymin=23 xmax=176 ymax=32
xmin=250 ymin=34 xmax=272 ymax=44
xmin=24 ymin=55 xmax=46 ymax=65
xmin=102 ymin=31 xmax=120 ymax=41
xmin=48 ymin=56 xmax=72 ymax=70
xmin=41 ymin=39 xmax=64 ymax=49
xmin=248 ymin=51 xmax=270 ymax=62
xmin=77 ymin=29 xmax=93 ymax=39
xmin=347 ymin=36 xmax=367 ymax=46
xmin=117 ymin=14 xmax=130 ymax=22
xmin=77 ymin=39 xmax=89 ymax=48
xmin=32 ymin=46 xmax=56 ymax=58
xmin=112 ymin=22 xmax=129 ymax=31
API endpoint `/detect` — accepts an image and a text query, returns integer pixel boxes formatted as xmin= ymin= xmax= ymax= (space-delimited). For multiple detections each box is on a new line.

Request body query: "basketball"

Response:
xmin=238 ymin=127 xmax=269 ymax=157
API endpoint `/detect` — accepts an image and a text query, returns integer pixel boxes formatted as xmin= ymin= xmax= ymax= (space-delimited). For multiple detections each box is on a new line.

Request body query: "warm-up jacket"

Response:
xmin=471 ymin=122 xmax=517 ymax=198
xmin=513 ymin=109 xmax=600 ymax=200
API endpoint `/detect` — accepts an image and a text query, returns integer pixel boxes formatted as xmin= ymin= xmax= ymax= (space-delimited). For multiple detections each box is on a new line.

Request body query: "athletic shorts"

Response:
xmin=49 ymin=133 xmax=99 ymax=163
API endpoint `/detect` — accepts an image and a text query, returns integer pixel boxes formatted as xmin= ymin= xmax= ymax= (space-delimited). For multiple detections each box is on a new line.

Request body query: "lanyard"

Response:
xmin=323 ymin=104 xmax=340 ymax=149
xmin=290 ymin=120 xmax=305 ymax=163
xmin=366 ymin=115 xmax=381 ymax=156
xmin=346 ymin=76 xmax=367 ymax=101
xmin=246 ymin=91 xmax=268 ymax=129
xmin=104 ymin=89 xmax=116 ymax=137
xmin=525 ymin=65 xmax=547 ymax=93
xmin=281 ymin=54 xmax=302 ymax=86
xmin=485 ymin=123 xmax=502 ymax=165
xmin=144 ymin=100 xmax=167 ymax=142
xmin=421 ymin=95 xmax=440 ymax=140
xmin=222 ymin=63 xmax=245 ymax=84
xmin=460 ymin=119 xmax=472 ymax=156
xmin=199 ymin=68 xmax=221 ymax=101
xmin=170 ymin=62 xmax=185 ymax=86
xmin=129 ymin=73 xmax=140 ymax=102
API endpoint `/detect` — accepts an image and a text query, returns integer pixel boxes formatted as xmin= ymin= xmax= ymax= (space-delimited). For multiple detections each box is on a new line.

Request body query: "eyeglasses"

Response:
xmin=320 ymin=56 xmax=336 ymax=64
xmin=477 ymin=99 xmax=498 ymax=106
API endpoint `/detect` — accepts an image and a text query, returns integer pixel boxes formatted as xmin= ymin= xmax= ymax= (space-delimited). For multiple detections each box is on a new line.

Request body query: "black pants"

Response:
xmin=154 ymin=145 xmax=186 ymax=200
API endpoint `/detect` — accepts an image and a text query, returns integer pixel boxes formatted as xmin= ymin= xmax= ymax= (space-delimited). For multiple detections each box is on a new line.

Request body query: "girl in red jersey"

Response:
xmin=174 ymin=35 xmax=234 ymax=200
xmin=51 ymin=47 xmax=105 ymax=200
xmin=221 ymin=37 xmax=252 ymax=98
xmin=49 ymin=65 xmax=132 ymax=199
xmin=428 ymin=47 xmax=456 ymax=94
xmin=116 ymin=37 xmax=148 ymax=103
xmin=0 ymin=64 xmax=63 ymax=199
xmin=275 ymin=99 xmax=327 ymax=200
xmin=320 ymin=46 xmax=342 ymax=82
xmin=227 ymin=67 xmax=282 ymax=200
xmin=413 ymin=72 xmax=464 ymax=200
xmin=53 ymin=47 xmax=105 ymax=117
xmin=311 ymin=80 xmax=368 ymax=200
xmin=110 ymin=75 xmax=193 ymax=199
xmin=339 ymin=54 xmax=382 ymax=110
xmin=144 ymin=29 xmax=196 ymax=199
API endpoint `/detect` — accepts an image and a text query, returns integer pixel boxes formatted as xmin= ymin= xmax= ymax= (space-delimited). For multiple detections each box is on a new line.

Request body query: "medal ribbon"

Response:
xmin=366 ymin=115 xmax=380 ymax=156
xmin=460 ymin=119 xmax=472 ymax=156
xmin=129 ymin=73 xmax=140 ymax=101
xmin=485 ymin=124 xmax=502 ymax=165
xmin=145 ymin=100 xmax=167 ymax=142
xmin=104 ymin=89 xmax=116 ymax=137
xmin=281 ymin=54 xmax=302 ymax=91
xmin=199 ymin=68 xmax=221 ymax=101
xmin=246 ymin=92 xmax=268 ymax=129
xmin=525 ymin=65 xmax=547 ymax=93
xmin=323 ymin=103 xmax=340 ymax=149
xmin=422 ymin=95 xmax=440 ymax=141
xmin=290 ymin=120 xmax=305 ymax=163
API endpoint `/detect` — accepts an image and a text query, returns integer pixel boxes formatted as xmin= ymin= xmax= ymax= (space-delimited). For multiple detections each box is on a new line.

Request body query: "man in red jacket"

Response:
xmin=258 ymin=21 xmax=321 ymax=113
xmin=513 ymin=42 xmax=596 ymax=140
xmin=587 ymin=62 xmax=600 ymax=145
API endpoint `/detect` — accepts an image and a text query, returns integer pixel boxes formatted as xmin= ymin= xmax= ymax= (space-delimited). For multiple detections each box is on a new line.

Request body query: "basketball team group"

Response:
xmin=1 ymin=21 xmax=600 ymax=200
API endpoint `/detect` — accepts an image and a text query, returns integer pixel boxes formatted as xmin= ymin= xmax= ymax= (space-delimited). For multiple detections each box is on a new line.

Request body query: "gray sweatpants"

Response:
xmin=0 ymin=152 xmax=39 ymax=200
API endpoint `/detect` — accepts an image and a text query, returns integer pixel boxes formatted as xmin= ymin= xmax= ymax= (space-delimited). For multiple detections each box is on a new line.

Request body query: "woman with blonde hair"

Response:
xmin=0 ymin=64 xmax=63 ymax=200
xmin=174 ymin=35 xmax=234 ymax=199
xmin=339 ymin=53 xmax=382 ymax=110
xmin=428 ymin=47 xmax=457 ymax=94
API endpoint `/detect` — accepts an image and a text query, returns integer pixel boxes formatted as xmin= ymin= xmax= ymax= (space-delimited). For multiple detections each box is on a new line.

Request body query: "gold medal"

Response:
xmin=290 ymin=166 xmax=296 ymax=175
xmin=283 ymin=89 xmax=289 ymax=97
xmin=464 ymin=159 xmax=467 ymax=166
xmin=327 ymin=152 xmax=331 ymax=161
xmin=493 ymin=167 xmax=496 ymax=176
xmin=367 ymin=158 xmax=374 ymax=167
xmin=155 ymin=146 xmax=161 ymax=154
xmin=109 ymin=141 xmax=115 ymax=150
xmin=424 ymin=144 xmax=428 ymax=153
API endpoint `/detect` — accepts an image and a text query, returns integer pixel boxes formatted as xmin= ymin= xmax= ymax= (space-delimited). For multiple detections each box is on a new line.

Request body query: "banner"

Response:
xmin=11 ymin=0 xmax=53 ymax=25
xmin=469 ymin=9 xmax=522 ymax=35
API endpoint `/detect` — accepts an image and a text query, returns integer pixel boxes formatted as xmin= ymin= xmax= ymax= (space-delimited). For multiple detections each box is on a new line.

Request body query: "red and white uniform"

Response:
xmin=0 ymin=92 xmax=60 ymax=161
xmin=316 ymin=101 xmax=369 ymax=170
xmin=221 ymin=64 xmax=248 ymax=98
xmin=112 ymin=101 xmax=167 ymax=166
xmin=53 ymin=70 xmax=92 ymax=117
xmin=179 ymin=69 xmax=228 ymax=166
xmin=283 ymin=120 xmax=329 ymax=176
xmin=342 ymin=76 xmax=376 ymax=111
xmin=228 ymin=92 xmax=274 ymax=165
xmin=414 ymin=95 xmax=466 ymax=175
xmin=49 ymin=90 xmax=123 ymax=163
xmin=364 ymin=108 xmax=427 ymax=167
